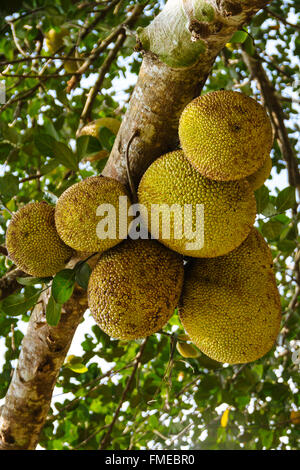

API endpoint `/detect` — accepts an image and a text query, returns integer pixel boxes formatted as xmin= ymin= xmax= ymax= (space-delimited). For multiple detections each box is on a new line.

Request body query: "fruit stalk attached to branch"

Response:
xmin=103 ymin=0 xmax=274 ymax=186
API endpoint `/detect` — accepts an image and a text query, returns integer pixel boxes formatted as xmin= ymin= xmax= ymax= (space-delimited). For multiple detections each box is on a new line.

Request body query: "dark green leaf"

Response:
xmin=52 ymin=141 xmax=78 ymax=171
xmin=0 ymin=289 xmax=43 ymax=316
xmin=46 ymin=295 xmax=62 ymax=326
xmin=75 ymin=262 xmax=92 ymax=290
xmin=51 ymin=269 xmax=76 ymax=304
xmin=0 ymin=175 xmax=19 ymax=202
xmin=76 ymin=135 xmax=89 ymax=162
xmin=98 ymin=126 xmax=115 ymax=151
xmin=17 ymin=276 xmax=52 ymax=286
xmin=261 ymin=220 xmax=283 ymax=240
xmin=255 ymin=185 xmax=270 ymax=214
xmin=276 ymin=187 xmax=296 ymax=212
xmin=34 ymin=133 xmax=56 ymax=157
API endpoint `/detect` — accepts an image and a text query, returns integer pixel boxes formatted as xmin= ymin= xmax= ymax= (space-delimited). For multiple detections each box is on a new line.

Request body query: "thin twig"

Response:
xmin=99 ymin=338 xmax=148 ymax=450
xmin=265 ymin=7 xmax=300 ymax=32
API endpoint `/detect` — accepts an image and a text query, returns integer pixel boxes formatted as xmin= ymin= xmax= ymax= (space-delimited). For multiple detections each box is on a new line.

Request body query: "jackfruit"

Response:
xmin=137 ymin=150 xmax=256 ymax=258
xmin=178 ymin=90 xmax=273 ymax=181
xmin=179 ymin=228 xmax=281 ymax=364
xmin=87 ymin=239 xmax=184 ymax=340
xmin=5 ymin=201 xmax=73 ymax=277
xmin=247 ymin=154 xmax=272 ymax=190
xmin=55 ymin=176 xmax=131 ymax=253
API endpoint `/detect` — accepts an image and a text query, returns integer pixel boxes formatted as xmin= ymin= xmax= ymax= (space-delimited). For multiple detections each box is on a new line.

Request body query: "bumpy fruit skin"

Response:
xmin=247 ymin=154 xmax=272 ymax=190
xmin=178 ymin=90 xmax=273 ymax=181
xmin=88 ymin=239 xmax=184 ymax=340
xmin=137 ymin=150 xmax=256 ymax=258
xmin=5 ymin=202 xmax=73 ymax=277
xmin=179 ymin=228 xmax=282 ymax=364
xmin=55 ymin=176 xmax=131 ymax=253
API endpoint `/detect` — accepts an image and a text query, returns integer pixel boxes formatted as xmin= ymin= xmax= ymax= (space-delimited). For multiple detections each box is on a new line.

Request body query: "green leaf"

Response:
xmin=230 ymin=30 xmax=248 ymax=43
xmin=40 ymin=159 xmax=60 ymax=176
xmin=86 ymin=136 xmax=102 ymax=154
xmin=17 ymin=276 xmax=52 ymax=286
xmin=276 ymin=187 xmax=296 ymax=212
xmin=261 ymin=201 xmax=277 ymax=218
xmin=261 ymin=220 xmax=283 ymax=240
xmin=243 ymin=35 xmax=255 ymax=56
xmin=34 ymin=133 xmax=56 ymax=157
xmin=52 ymin=141 xmax=78 ymax=171
xmin=98 ymin=126 xmax=115 ymax=151
xmin=66 ymin=363 xmax=88 ymax=374
xmin=255 ymin=185 xmax=270 ymax=214
xmin=75 ymin=262 xmax=92 ymax=290
xmin=76 ymin=135 xmax=90 ymax=162
xmin=46 ymin=295 xmax=62 ymax=326
xmin=51 ymin=269 xmax=76 ymax=304
xmin=0 ymin=289 xmax=43 ymax=316
xmin=0 ymin=174 xmax=19 ymax=203
xmin=258 ymin=429 xmax=274 ymax=449
xmin=35 ymin=133 xmax=78 ymax=170
xmin=276 ymin=239 xmax=297 ymax=254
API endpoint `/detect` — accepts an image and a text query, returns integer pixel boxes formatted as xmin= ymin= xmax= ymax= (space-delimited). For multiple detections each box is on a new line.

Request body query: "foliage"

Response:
xmin=0 ymin=0 xmax=299 ymax=450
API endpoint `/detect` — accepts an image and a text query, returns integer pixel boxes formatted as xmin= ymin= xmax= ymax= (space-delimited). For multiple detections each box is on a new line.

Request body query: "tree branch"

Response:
xmin=99 ymin=338 xmax=148 ymax=450
xmin=0 ymin=268 xmax=27 ymax=301
xmin=0 ymin=287 xmax=88 ymax=450
xmin=241 ymin=48 xmax=300 ymax=191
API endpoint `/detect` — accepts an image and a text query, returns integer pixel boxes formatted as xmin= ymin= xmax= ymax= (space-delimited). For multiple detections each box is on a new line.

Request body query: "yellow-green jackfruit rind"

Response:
xmin=179 ymin=90 xmax=273 ymax=181
xmin=5 ymin=201 xmax=74 ymax=277
xmin=179 ymin=228 xmax=282 ymax=364
xmin=55 ymin=176 xmax=131 ymax=253
xmin=247 ymin=154 xmax=272 ymax=190
xmin=88 ymin=239 xmax=184 ymax=340
xmin=137 ymin=150 xmax=256 ymax=258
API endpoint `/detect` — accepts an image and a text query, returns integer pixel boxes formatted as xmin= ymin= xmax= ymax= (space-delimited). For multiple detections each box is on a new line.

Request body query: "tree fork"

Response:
xmin=103 ymin=0 xmax=273 ymax=186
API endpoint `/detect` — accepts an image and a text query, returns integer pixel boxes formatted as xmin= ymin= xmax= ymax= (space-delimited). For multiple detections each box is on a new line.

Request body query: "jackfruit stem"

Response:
xmin=125 ymin=129 xmax=139 ymax=204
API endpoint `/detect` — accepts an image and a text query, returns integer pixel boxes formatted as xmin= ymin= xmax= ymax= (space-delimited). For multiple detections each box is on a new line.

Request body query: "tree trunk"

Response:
xmin=0 ymin=0 xmax=273 ymax=450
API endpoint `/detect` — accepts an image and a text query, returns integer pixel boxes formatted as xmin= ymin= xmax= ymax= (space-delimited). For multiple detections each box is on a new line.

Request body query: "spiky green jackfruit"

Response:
xmin=88 ymin=239 xmax=184 ymax=340
xmin=137 ymin=150 xmax=256 ymax=258
xmin=179 ymin=228 xmax=282 ymax=364
xmin=5 ymin=201 xmax=73 ymax=277
xmin=178 ymin=90 xmax=273 ymax=181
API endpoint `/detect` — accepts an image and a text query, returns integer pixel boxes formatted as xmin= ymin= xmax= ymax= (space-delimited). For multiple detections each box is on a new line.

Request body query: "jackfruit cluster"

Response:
xmin=4 ymin=90 xmax=280 ymax=363
xmin=135 ymin=90 xmax=280 ymax=363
